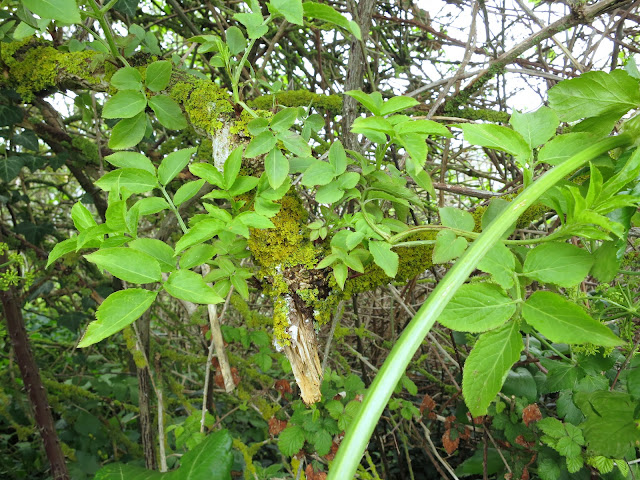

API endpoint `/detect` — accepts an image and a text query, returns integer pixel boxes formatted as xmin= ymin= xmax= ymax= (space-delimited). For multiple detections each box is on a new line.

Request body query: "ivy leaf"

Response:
xmin=438 ymin=283 xmax=517 ymax=333
xmin=163 ymin=269 xmax=224 ymax=304
xmin=148 ymin=94 xmax=187 ymax=130
xmin=0 ymin=156 xmax=23 ymax=182
xmin=277 ymin=425 xmax=306 ymax=456
xmin=158 ymin=147 xmax=197 ymax=185
xmin=145 ymin=60 xmax=172 ymax=92
xmin=462 ymin=320 xmax=522 ymax=417
xmin=85 ymin=247 xmax=162 ymax=284
xmin=109 ymin=112 xmax=148 ymax=149
xmin=368 ymin=241 xmax=398 ymax=278
xmin=264 ymin=149 xmax=289 ymax=189
xmin=103 ymin=90 xmax=147 ymax=119
xmin=522 ymin=291 xmax=623 ymax=347
xmin=522 ymin=242 xmax=593 ymax=287
xmin=432 ymin=230 xmax=467 ymax=264
xmin=23 ymin=0 xmax=81 ymax=24
xmin=77 ymin=289 xmax=157 ymax=348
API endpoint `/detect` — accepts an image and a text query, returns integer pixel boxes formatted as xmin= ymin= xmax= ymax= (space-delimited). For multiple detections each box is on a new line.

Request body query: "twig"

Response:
xmin=419 ymin=421 xmax=460 ymax=480
xmin=322 ymin=301 xmax=344 ymax=373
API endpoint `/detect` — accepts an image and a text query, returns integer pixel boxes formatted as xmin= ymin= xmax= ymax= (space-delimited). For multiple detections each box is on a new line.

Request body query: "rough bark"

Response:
xmin=136 ymin=314 xmax=157 ymax=470
xmin=0 ymin=242 xmax=69 ymax=480
xmin=341 ymin=0 xmax=377 ymax=152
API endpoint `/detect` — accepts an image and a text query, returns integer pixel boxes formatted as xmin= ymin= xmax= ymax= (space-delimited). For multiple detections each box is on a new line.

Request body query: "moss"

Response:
xmin=342 ymin=230 xmax=436 ymax=296
xmin=1 ymin=40 xmax=102 ymax=102
xmin=272 ymin=295 xmax=291 ymax=345
xmin=250 ymin=90 xmax=342 ymax=114
xmin=123 ymin=326 xmax=147 ymax=369
xmin=71 ymin=136 xmax=99 ymax=164
xmin=233 ymin=438 xmax=260 ymax=480
xmin=248 ymin=192 xmax=317 ymax=271
xmin=230 ymin=294 xmax=271 ymax=329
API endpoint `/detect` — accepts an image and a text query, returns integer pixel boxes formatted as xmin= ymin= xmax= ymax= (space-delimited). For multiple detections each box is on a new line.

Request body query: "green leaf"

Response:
xmin=549 ymin=70 xmax=640 ymax=122
xmin=345 ymin=90 xmax=383 ymax=116
xmin=303 ymin=2 xmax=361 ymax=39
xmin=537 ymin=133 xmax=597 ymax=166
xmin=459 ymin=124 xmax=531 ymax=163
xmin=369 ymin=241 xmax=398 ymax=278
xmin=313 ymin=429 xmax=333 ymax=456
xmin=228 ymin=176 xmax=259 ymax=196
xmin=278 ymin=425 xmax=306 ymax=456
xmin=236 ymin=211 xmax=275 ymax=229
xmin=270 ymin=0 xmax=303 ymax=25
xmin=278 ymin=130 xmax=311 ymax=157
xmin=164 ymin=269 xmax=224 ymax=304
xmin=397 ymin=132 xmax=427 ymax=165
xmin=573 ymin=391 xmax=640 ymax=458
xmin=432 ymin=230 xmax=467 ymax=264
xmin=105 ymin=152 xmax=156 ymax=176
xmin=394 ymin=119 xmax=451 ymax=137
xmin=438 ymin=283 xmax=517 ymax=333
xmin=270 ymin=107 xmax=298 ymax=132
xmin=0 ymin=156 xmax=23 ymax=182
xmin=103 ymin=90 xmax=147 ymax=119
xmin=109 ymin=112 xmax=148 ymax=150
xmin=23 ymin=0 xmax=80 ymax=24
xmin=134 ymin=197 xmax=169 ymax=215
xmin=189 ymin=163 xmax=224 ymax=188
xmin=379 ymin=96 xmax=419 ymax=116
xmin=502 ymin=367 xmax=538 ymax=403
xmin=522 ymin=242 xmax=593 ymax=287
xmin=148 ymin=94 xmax=187 ymax=130
xmin=477 ymin=243 xmax=515 ymax=290
xmin=174 ymin=218 xmax=223 ymax=253
xmin=95 ymin=168 xmax=158 ymax=194
xmin=439 ymin=207 xmax=475 ymax=231
xmin=77 ymin=289 xmax=157 ymax=348
xmin=264 ymin=149 xmax=289 ymax=189
xmin=94 ymin=428 xmax=232 ymax=480
xmin=105 ymin=200 xmax=127 ymax=232
xmin=329 ymin=140 xmax=347 ymax=175
xmin=224 ymin=146 xmax=243 ymax=189
xmin=145 ymin=60 xmax=172 ymax=92
xmin=522 ymin=291 xmax=623 ymax=347
xmin=71 ymin=202 xmax=97 ymax=231
xmin=225 ymin=26 xmax=246 ymax=55
xmin=46 ymin=238 xmax=78 ymax=268
xmin=129 ymin=238 xmax=175 ymax=272
xmin=301 ymin=160 xmax=336 ymax=186
xmin=158 ymin=148 xmax=197 ymax=186
xmin=333 ymin=262 xmax=348 ymax=290
xmin=462 ymin=320 xmax=522 ymax=416
xmin=110 ymin=67 xmax=143 ymax=91
xmin=245 ymin=131 xmax=277 ymax=158
xmin=173 ymin=179 xmax=205 ymax=206
xmin=233 ymin=12 xmax=268 ymax=39
xmin=509 ymin=107 xmax=559 ymax=149
xmin=85 ymin=247 xmax=162 ymax=284
xmin=179 ymin=244 xmax=216 ymax=269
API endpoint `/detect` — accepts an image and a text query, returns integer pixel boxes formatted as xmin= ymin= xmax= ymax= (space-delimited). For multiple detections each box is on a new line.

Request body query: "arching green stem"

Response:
xmin=327 ymin=133 xmax=632 ymax=479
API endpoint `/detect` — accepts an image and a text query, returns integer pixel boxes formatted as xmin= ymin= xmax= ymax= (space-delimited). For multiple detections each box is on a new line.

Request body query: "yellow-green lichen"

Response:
xmin=169 ymin=80 xmax=233 ymax=134
xmin=272 ymin=295 xmax=291 ymax=345
xmin=233 ymin=438 xmax=260 ymax=480
xmin=250 ymin=90 xmax=342 ymax=114
xmin=1 ymin=40 xmax=103 ymax=102
xmin=248 ymin=192 xmax=317 ymax=270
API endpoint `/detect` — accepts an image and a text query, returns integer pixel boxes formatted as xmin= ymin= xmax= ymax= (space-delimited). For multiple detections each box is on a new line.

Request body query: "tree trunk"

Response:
xmin=341 ymin=0 xmax=377 ymax=152
xmin=0 ymin=245 xmax=69 ymax=480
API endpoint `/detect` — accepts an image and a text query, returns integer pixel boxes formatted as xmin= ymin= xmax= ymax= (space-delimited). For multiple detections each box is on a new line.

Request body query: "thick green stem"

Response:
xmin=327 ymin=133 xmax=632 ymax=479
